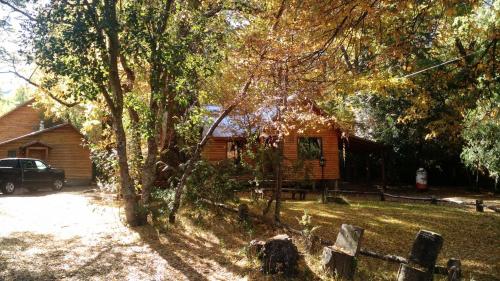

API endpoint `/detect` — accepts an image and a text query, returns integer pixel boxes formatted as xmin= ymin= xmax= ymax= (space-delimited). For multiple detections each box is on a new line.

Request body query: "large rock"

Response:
xmin=260 ymin=234 xmax=299 ymax=276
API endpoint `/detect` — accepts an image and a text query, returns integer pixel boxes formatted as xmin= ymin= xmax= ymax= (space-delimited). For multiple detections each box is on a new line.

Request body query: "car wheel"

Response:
xmin=2 ymin=181 xmax=16 ymax=195
xmin=52 ymin=179 xmax=64 ymax=191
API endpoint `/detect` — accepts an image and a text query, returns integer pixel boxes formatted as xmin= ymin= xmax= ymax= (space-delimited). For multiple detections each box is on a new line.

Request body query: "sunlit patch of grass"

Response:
xmin=239 ymin=196 xmax=500 ymax=281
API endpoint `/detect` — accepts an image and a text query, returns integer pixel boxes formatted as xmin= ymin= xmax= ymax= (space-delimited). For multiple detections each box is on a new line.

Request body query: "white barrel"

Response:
xmin=416 ymin=168 xmax=427 ymax=190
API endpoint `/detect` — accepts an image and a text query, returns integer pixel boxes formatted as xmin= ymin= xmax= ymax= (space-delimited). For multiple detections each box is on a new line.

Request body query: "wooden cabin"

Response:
xmin=201 ymin=104 xmax=387 ymax=189
xmin=202 ymin=126 xmax=340 ymax=186
xmin=201 ymin=106 xmax=341 ymax=187
xmin=0 ymin=100 xmax=92 ymax=185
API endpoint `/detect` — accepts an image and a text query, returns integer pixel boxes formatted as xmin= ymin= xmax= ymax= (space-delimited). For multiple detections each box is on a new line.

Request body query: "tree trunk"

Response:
xmin=475 ymin=166 xmax=479 ymax=192
xmin=495 ymin=176 xmax=499 ymax=194
xmin=141 ymin=135 xmax=159 ymax=205
xmin=102 ymin=0 xmax=144 ymax=226
xmin=114 ymin=119 xmax=143 ymax=226
xmin=127 ymin=107 xmax=143 ymax=184
xmin=274 ymin=141 xmax=283 ymax=224
xmin=169 ymin=158 xmax=195 ymax=223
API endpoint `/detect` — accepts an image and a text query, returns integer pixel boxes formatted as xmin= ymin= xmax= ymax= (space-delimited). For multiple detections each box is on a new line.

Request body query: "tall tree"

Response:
xmin=21 ymin=0 xmax=234 ymax=225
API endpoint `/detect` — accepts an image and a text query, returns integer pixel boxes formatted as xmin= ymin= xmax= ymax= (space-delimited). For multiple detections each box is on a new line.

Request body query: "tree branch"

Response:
xmin=168 ymin=0 xmax=289 ymax=224
xmin=340 ymin=45 xmax=355 ymax=73
xmin=0 ymin=0 xmax=36 ymax=21
xmin=1 ymin=70 xmax=79 ymax=107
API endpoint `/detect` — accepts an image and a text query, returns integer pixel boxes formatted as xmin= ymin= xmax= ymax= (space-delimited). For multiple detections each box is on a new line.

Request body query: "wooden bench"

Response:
xmin=252 ymin=187 xmax=309 ymax=200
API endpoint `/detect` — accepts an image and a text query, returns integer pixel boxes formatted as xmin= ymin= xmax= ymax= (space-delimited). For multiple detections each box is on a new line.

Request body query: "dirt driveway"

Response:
xmin=0 ymin=187 xmax=246 ymax=281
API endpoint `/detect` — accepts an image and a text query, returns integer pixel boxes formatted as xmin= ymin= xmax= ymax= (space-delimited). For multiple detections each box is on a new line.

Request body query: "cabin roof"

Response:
xmin=340 ymin=133 xmax=387 ymax=152
xmin=203 ymin=103 xmax=386 ymax=151
xmin=0 ymin=98 xmax=36 ymax=121
xmin=0 ymin=123 xmax=82 ymax=147
xmin=202 ymin=105 xmax=270 ymax=138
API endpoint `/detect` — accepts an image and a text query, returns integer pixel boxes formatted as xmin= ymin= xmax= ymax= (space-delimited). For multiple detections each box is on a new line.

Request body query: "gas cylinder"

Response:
xmin=416 ymin=168 xmax=428 ymax=190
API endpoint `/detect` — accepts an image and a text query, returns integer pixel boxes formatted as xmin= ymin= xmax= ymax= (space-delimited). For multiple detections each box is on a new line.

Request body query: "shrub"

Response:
xmin=185 ymin=160 xmax=250 ymax=205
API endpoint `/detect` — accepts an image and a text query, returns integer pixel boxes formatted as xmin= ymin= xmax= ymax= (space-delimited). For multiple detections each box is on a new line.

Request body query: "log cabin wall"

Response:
xmin=282 ymin=127 xmax=340 ymax=181
xmin=201 ymin=138 xmax=228 ymax=162
xmin=0 ymin=100 xmax=41 ymax=143
xmin=0 ymin=125 xmax=92 ymax=184
xmin=201 ymin=126 xmax=340 ymax=181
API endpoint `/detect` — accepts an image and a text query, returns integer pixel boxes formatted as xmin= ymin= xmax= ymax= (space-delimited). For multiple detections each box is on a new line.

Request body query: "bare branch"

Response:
xmin=0 ymin=0 xmax=36 ymax=21
xmin=340 ymin=45 xmax=354 ymax=73
xmin=168 ymin=0 xmax=289 ymax=224
xmin=1 ymin=70 xmax=79 ymax=107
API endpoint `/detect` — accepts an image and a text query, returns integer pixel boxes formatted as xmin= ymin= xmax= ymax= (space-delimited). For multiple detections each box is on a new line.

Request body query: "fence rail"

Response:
xmin=327 ymin=189 xmax=499 ymax=213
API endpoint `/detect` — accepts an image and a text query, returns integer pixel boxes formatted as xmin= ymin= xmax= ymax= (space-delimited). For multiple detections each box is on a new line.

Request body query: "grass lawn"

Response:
xmin=262 ymin=197 xmax=500 ymax=281
xmin=148 ymin=194 xmax=499 ymax=281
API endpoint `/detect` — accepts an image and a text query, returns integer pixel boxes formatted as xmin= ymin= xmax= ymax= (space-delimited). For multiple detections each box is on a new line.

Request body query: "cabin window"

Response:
xmin=227 ymin=140 xmax=244 ymax=164
xmin=298 ymin=137 xmax=323 ymax=160
xmin=7 ymin=150 xmax=16 ymax=157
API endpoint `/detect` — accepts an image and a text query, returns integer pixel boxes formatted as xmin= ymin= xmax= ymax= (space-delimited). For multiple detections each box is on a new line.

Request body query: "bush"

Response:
xmin=185 ymin=160 xmax=250 ymax=205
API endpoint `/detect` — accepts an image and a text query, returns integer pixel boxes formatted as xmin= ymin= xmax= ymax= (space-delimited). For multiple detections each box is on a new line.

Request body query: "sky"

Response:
xmin=0 ymin=3 xmax=34 ymax=98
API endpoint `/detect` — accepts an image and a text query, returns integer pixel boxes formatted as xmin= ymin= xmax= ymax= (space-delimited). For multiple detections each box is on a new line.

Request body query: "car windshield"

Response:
xmin=35 ymin=160 xmax=48 ymax=170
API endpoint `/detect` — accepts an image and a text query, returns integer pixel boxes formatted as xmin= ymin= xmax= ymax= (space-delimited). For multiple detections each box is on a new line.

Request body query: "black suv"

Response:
xmin=0 ymin=158 xmax=65 ymax=194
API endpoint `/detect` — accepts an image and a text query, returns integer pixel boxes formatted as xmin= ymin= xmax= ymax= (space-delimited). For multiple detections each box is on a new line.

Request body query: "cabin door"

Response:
xmin=26 ymin=148 xmax=48 ymax=161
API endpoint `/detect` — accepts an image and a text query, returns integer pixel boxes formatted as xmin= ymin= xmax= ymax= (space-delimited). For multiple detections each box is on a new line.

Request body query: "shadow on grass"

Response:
xmin=134 ymin=206 xmax=322 ymax=281
xmin=134 ymin=225 xmax=214 ymax=281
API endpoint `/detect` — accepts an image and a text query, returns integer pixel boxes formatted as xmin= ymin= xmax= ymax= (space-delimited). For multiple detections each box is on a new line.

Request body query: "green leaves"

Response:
xmin=461 ymin=80 xmax=500 ymax=181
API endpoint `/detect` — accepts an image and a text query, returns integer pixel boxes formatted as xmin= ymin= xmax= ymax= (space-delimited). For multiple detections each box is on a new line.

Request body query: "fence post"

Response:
xmin=238 ymin=204 xmax=249 ymax=222
xmin=322 ymin=224 xmax=364 ymax=280
xmin=447 ymin=258 xmax=461 ymax=281
xmin=431 ymin=196 xmax=438 ymax=205
xmin=380 ymin=192 xmax=385 ymax=201
xmin=397 ymin=230 xmax=443 ymax=281
xmin=475 ymin=200 xmax=484 ymax=212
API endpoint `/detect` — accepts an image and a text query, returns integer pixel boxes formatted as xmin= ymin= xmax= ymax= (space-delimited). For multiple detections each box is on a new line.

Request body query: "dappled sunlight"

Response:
xmin=2 ymin=190 xmax=498 ymax=280
xmin=376 ymin=216 xmax=425 ymax=229
xmin=243 ymin=196 xmax=500 ymax=280
xmin=0 ymin=190 xmax=253 ymax=281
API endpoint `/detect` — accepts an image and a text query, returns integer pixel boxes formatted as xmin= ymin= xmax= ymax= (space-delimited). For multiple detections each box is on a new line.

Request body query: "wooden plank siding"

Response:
xmin=0 ymin=125 xmax=92 ymax=182
xmin=0 ymin=100 xmax=41 ymax=143
xmin=282 ymin=127 xmax=340 ymax=181
xmin=201 ymin=138 xmax=228 ymax=162
xmin=201 ymin=126 xmax=340 ymax=181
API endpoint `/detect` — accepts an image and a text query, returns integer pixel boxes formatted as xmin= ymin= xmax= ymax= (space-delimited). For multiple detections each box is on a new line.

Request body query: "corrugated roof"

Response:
xmin=202 ymin=105 xmax=270 ymax=138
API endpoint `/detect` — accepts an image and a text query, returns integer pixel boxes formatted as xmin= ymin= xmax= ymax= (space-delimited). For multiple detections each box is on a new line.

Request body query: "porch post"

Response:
xmin=381 ymin=149 xmax=387 ymax=192
xmin=365 ymin=154 xmax=371 ymax=184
